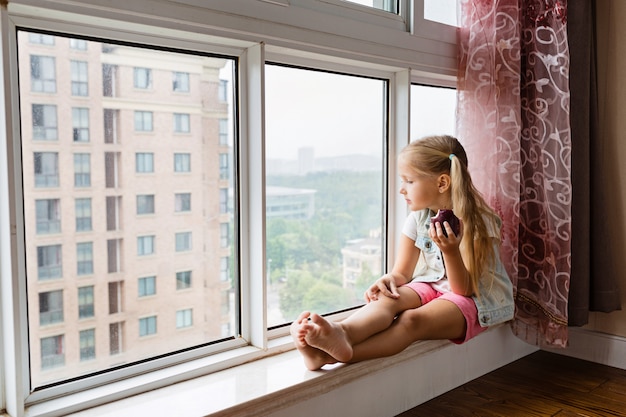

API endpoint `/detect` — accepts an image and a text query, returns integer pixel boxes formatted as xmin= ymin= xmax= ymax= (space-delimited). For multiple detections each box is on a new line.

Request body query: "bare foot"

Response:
xmin=304 ymin=313 xmax=353 ymax=363
xmin=290 ymin=312 xmax=336 ymax=371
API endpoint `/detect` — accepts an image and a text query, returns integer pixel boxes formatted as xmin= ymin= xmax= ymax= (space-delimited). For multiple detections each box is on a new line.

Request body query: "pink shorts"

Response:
xmin=403 ymin=282 xmax=487 ymax=344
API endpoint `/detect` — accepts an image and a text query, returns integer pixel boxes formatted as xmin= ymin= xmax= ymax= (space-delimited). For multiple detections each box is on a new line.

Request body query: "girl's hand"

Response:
xmin=364 ymin=274 xmax=401 ymax=303
xmin=430 ymin=218 xmax=463 ymax=253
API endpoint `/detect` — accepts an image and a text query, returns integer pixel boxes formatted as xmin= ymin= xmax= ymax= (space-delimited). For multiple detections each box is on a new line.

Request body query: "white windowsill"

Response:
xmin=22 ymin=324 xmax=536 ymax=417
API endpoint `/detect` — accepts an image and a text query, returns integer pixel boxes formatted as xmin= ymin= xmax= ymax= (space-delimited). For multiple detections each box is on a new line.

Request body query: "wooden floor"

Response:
xmin=397 ymin=350 xmax=626 ymax=417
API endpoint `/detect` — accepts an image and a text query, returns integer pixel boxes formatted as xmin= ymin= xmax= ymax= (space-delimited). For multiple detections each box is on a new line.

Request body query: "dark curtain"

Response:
xmin=568 ymin=0 xmax=621 ymax=326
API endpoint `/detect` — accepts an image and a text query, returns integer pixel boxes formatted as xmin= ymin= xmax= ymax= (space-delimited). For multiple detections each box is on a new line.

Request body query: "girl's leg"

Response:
xmin=348 ymin=299 xmax=466 ymax=362
xmin=302 ymin=287 xmax=422 ymax=363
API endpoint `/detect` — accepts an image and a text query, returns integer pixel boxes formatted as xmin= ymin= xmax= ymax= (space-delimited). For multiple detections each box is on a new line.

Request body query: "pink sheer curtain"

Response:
xmin=457 ymin=0 xmax=571 ymax=347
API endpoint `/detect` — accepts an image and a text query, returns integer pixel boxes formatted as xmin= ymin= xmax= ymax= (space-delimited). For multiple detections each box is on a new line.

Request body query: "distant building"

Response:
xmin=341 ymin=235 xmax=382 ymax=290
xmin=266 ymin=186 xmax=316 ymax=219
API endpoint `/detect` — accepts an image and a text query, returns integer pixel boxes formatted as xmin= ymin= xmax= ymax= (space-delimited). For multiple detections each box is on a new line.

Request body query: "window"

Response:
xmin=175 ymin=231 xmax=192 ymax=252
xmin=77 ymin=242 xmax=94 ymax=275
xmin=134 ymin=67 xmax=152 ymax=89
xmin=37 ymin=244 xmax=62 ymax=280
xmin=29 ymin=33 xmax=55 ymax=45
xmin=174 ymin=192 xmax=191 ymax=212
xmin=175 ymin=270 xmax=192 ymax=290
xmin=78 ymin=286 xmax=95 ymax=318
xmin=410 ymin=84 xmax=457 ymax=139
xmin=138 ymin=276 xmax=156 ymax=297
xmin=79 ymin=329 xmax=96 ymax=361
xmin=36 ymin=198 xmax=61 ymax=234
xmin=74 ymin=153 xmax=91 ymax=187
xmin=343 ymin=0 xmax=399 ymax=13
xmin=70 ymin=38 xmax=88 ymax=50
xmin=134 ymin=110 xmax=153 ymax=131
xmin=41 ymin=335 xmax=65 ymax=370
xmin=32 ymin=104 xmax=58 ymax=140
xmin=139 ymin=316 xmax=157 ymax=337
xmin=176 ymin=309 xmax=193 ymax=329
xmin=71 ymin=60 xmax=89 ymax=96
xmin=136 ymin=194 xmax=155 ymax=215
xmin=30 ymin=55 xmax=56 ymax=92
xmin=136 ymin=152 xmax=154 ymax=173
xmin=39 ymin=290 xmax=64 ymax=325
xmin=172 ymin=71 xmax=189 ymax=92
xmin=173 ymin=113 xmax=190 ymax=133
xmin=104 ymin=109 xmax=119 ymax=143
xmin=34 ymin=152 xmax=59 ymax=187
xmin=72 ymin=107 xmax=90 ymax=142
xmin=75 ymin=198 xmax=92 ymax=231
xmin=7 ymin=4 xmax=457 ymax=407
xmin=137 ymin=235 xmax=155 ymax=256
xmin=264 ymin=64 xmax=385 ymax=327
xmin=174 ymin=153 xmax=191 ymax=172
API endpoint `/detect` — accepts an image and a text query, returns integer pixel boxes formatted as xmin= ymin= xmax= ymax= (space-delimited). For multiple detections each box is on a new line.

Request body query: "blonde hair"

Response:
xmin=399 ymin=135 xmax=500 ymax=295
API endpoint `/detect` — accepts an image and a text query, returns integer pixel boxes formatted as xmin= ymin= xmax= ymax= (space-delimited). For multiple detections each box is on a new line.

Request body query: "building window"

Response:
xmin=135 ymin=152 xmax=154 ymax=173
xmin=175 ymin=270 xmax=191 ymax=290
xmin=32 ymin=104 xmax=58 ymax=141
xmin=74 ymin=153 xmax=91 ymax=187
xmin=75 ymin=198 xmax=92 ymax=232
xmin=29 ymin=33 xmax=55 ymax=45
xmin=174 ymin=153 xmax=190 ymax=172
xmin=35 ymin=198 xmax=61 ymax=234
xmin=105 ymin=152 xmax=120 ymax=188
xmin=109 ymin=322 xmax=123 ymax=355
xmin=218 ymin=118 xmax=229 ymax=145
xmin=39 ymin=290 xmax=64 ymax=325
xmin=104 ymin=109 xmax=119 ymax=143
xmin=173 ymin=113 xmax=190 ymax=133
xmin=70 ymin=60 xmax=88 ymax=96
xmin=30 ymin=55 xmax=56 ymax=93
xmin=174 ymin=193 xmax=191 ymax=212
xmin=79 ymin=329 xmax=96 ymax=361
xmin=77 ymin=242 xmax=94 ymax=276
xmin=138 ymin=276 xmax=156 ymax=297
xmin=70 ymin=38 xmax=88 ymax=50
xmin=220 ymin=257 xmax=229 ymax=282
xmin=219 ymin=188 xmax=228 ymax=214
xmin=218 ymin=79 xmax=228 ymax=102
xmin=34 ymin=152 xmax=59 ymax=187
xmin=78 ymin=286 xmax=95 ymax=318
xmin=106 ymin=197 xmax=121 ymax=231
xmin=176 ymin=309 xmax=193 ymax=329
xmin=134 ymin=111 xmax=153 ymax=132
xmin=37 ymin=244 xmax=62 ymax=281
xmin=136 ymin=194 xmax=155 ymax=215
xmin=172 ymin=71 xmax=189 ymax=92
xmin=107 ymin=239 xmax=122 ymax=273
xmin=40 ymin=335 xmax=64 ymax=370
xmin=175 ymin=231 xmax=192 ymax=252
xmin=134 ymin=67 xmax=152 ymax=89
xmin=139 ymin=316 xmax=157 ymax=337
xmin=102 ymin=64 xmax=117 ymax=97
xmin=137 ymin=235 xmax=155 ymax=256
xmin=220 ymin=223 xmax=229 ymax=248
xmin=219 ymin=153 xmax=229 ymax=180
xmin=108 ymin=281 xmax=123 ymax=314
xmin=72 ymin=107 xmax=90 ymax=142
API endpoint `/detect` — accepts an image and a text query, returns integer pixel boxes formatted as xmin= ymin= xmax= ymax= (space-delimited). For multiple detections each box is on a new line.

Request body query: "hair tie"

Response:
xmin=449 ymin=154 xmax=455 ymax=161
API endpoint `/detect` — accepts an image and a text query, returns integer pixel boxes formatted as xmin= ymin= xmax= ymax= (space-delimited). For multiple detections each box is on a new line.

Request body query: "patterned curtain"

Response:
xmin=457 ymin=0 xmax=571 ymax=347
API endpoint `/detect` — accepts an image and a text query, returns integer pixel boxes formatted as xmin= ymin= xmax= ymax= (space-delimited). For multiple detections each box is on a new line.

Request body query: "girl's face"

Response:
xmin=398 ymin=159 xmax=447 ymax=212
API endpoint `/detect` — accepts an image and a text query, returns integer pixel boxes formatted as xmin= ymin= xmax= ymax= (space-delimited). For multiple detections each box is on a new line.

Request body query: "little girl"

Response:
xmin=290 ymin=135 xmax=514 ymax=371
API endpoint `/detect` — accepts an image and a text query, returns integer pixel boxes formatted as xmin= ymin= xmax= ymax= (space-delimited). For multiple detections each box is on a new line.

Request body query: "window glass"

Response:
xmin=18 ymin=30 xmax=237 ymax=388
xmin=423 ymin=0 xmax=459 ymax=26
xmin=342 ymin=0 xmax=399 ymax=14
xmin=264 ymin=64 xmax=385 ymax=328
xmin=410 ymin=84 xmax=457 ymax=140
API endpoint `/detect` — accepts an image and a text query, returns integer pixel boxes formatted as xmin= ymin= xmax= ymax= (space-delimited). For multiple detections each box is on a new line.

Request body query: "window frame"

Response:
xmin=0 ymin=0 xmax=458 ymax=414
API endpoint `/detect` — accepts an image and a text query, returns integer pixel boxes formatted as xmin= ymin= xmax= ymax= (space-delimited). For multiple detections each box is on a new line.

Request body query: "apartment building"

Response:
xmin=19 ymin=31 xmax=234 ymax=387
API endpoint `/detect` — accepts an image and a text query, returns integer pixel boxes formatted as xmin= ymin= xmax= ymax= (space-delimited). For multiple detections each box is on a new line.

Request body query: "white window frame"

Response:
xmin=0 ymin=1 xmax=457 ymax=416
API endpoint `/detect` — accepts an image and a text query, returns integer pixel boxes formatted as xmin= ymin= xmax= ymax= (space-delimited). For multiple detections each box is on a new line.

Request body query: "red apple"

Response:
xmin=431 ymin=209 xmax=460 ymax=237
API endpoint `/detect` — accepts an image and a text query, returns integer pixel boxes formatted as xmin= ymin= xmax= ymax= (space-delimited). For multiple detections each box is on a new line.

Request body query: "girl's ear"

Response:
xmin=437 ymin=174 xmax=451 ymax=193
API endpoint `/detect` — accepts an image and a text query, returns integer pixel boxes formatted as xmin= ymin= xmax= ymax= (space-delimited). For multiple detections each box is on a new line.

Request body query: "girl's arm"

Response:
xmin=365 ymin=234 xmax=420 ymax=302
xmin=431 ymin=220 xmax=475 ymax=297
